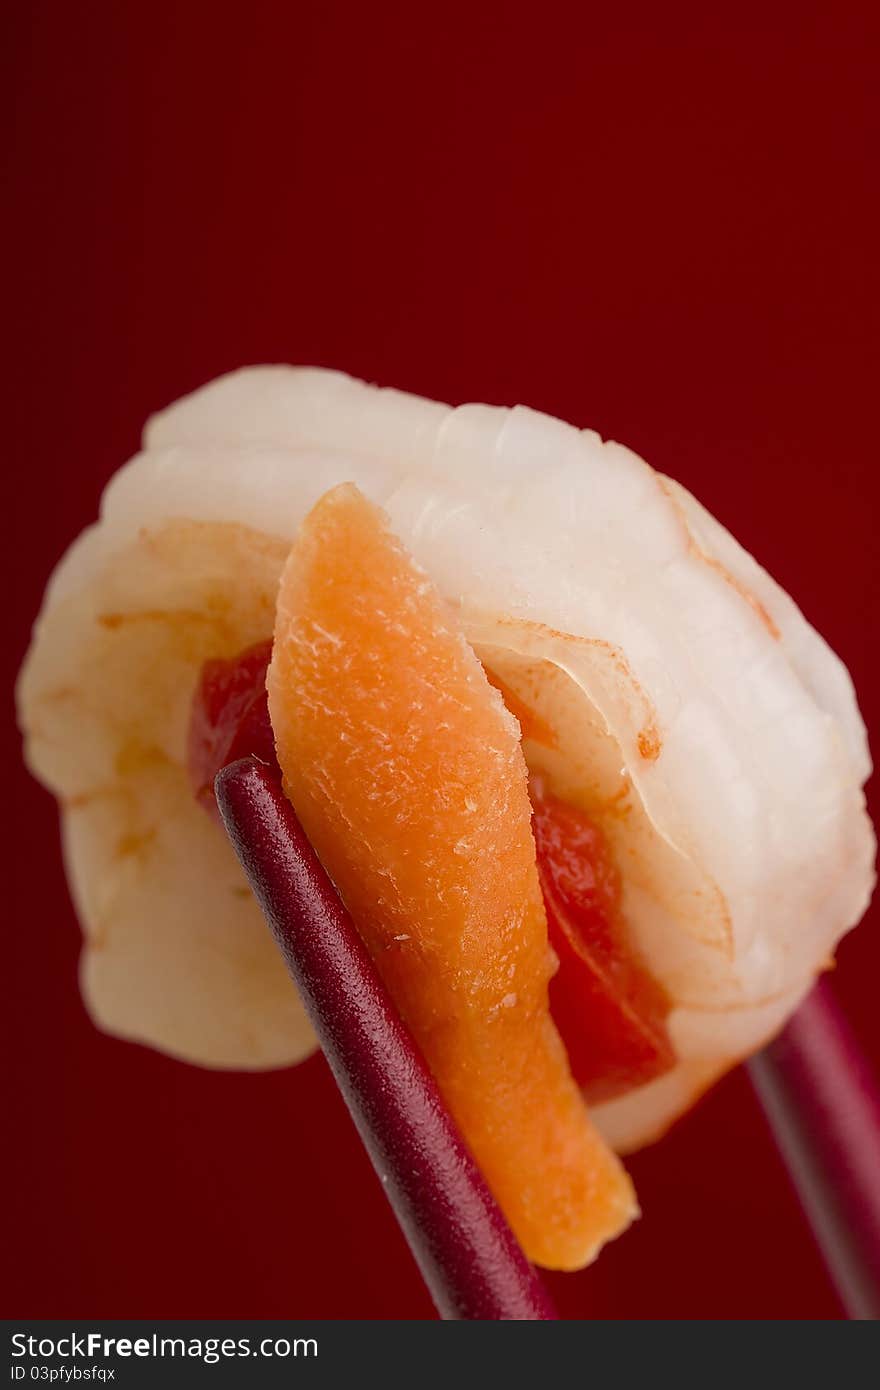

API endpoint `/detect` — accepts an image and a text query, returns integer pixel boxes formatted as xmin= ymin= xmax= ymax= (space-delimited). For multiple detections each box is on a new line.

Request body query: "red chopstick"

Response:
xmin=748 ymin=980 xmax=880 ymax=1319
xmin=214 ymin=756 xmax=557 ymax=1321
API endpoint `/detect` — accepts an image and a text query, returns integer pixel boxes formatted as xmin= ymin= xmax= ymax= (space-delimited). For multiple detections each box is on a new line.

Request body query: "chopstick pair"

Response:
xmin=216 ymin=755 xmax=880 ymax=1322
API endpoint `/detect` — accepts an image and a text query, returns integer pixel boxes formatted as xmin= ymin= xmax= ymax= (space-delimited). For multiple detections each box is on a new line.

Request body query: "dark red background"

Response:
xmin=5 ymin=3 xmax=878 ymax=1318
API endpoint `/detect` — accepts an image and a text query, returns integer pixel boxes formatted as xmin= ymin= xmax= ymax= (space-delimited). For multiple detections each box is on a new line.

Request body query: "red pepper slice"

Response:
xmin=187 ymin=639 xmax=274 ymax=823
xmin=531 ymin=784 xmax=675 ymax=1103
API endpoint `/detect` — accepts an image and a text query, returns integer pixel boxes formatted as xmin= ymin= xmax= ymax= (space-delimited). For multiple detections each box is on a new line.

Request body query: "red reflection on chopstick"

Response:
xmin=749 ymin=980 xmax=880 ymax=1320
xmin=214 ymin=756 xmax=557 ymax=1322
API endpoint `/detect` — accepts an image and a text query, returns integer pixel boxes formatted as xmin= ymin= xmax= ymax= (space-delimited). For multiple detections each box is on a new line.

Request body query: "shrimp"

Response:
xmin=17 ymin=367 xmax=875 ymax=1153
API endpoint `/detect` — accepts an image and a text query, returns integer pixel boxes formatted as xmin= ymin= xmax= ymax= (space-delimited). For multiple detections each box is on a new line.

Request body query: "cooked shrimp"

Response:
xmin=17 ymin=367 xmax=875 ymax=1155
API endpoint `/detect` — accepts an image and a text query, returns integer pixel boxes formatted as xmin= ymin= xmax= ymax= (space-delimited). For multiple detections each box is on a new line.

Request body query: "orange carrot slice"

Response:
xmin=267 ymin=483 xmax=636 ymax=1269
